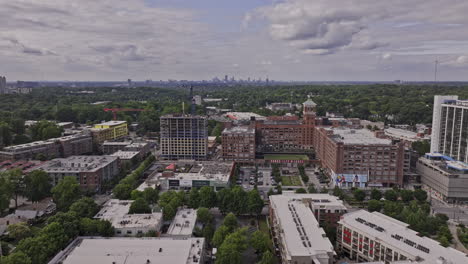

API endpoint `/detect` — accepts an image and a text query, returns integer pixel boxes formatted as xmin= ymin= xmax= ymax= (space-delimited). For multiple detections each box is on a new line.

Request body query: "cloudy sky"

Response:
xmin=1 ymin=0 xmax=468 ymax=81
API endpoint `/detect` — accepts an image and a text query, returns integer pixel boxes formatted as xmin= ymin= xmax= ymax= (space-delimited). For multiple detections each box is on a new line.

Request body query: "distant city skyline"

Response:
xmin=2 ymin=0 xmax=468 ymax=81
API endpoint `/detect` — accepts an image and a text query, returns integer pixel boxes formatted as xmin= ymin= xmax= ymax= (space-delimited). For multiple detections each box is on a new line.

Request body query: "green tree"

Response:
xmin=400 ymin=190 xmax=414 ymax=203
xmin=250 ymin=230 xmax=270 ymax=253
xmin=24 ymin=170 xmax=52 ymax=202
xmin=320 ymin=187 xmax=328 ymax=194
xmin=384 ymin=190 xmax=398 ymax=201
xmin=295 ymin=188 xmax=307 ymax=194
xmin=69 ymin=197 xmax=99 ymax=218
xmin=199 ymin=186 xmax=217 ymax=209
xmin=2 ymin=169 xmax=23 ymax=208
xmin=51 ymin=176 xmax=81 ymax=211
xmin=223 ymin=213 xmax=238 ymax=232
xmin=188 ymin=188 xmax=200 ymax=209
xmin=308 ymin=185 xmax=317 ymax=193
xmin=0 ymin=251 xmax=32 ymax=264
xmin=113 ymin=183 xmax=133 ymax=200
xmin=368 ymin=200 xmax=382 ymax=212
xmin=0 ymin=122 xmax=12 ymax=146
xmin=370 ymin=189 xmax=383 ymax=200
xmin=129 ymin=198 xmax=151 ymax=214
xmin=130 ymin=190 xmax=144 ymax=200
xmin=197 ymin=207 xmax=213 ymax=224
xmin=142 ymin=187 xmax=159 ymax=204
xmin=47 ymin=211 xmax=80 ymax=238
xmin=257 ymin=250 xmax=274 ymax=264
xmin=414 ymin=189 xmax=428 ymax=202
xmin=213 ymin=225 xmax=230 ymax=247
xmin=203 ymin=224 xmax=215 ymax=244
xmin=216 ymin=229 xmax=248 ymax=264
xmin=7 ymin=222 xmax=32 ymax=241
xmin=353 ymin=189 xmax=366 ymax=201
xmin=412 ymin=140 xmax=430 ymax=156
xmin=247 ymin=189 xmax=264 ymax=216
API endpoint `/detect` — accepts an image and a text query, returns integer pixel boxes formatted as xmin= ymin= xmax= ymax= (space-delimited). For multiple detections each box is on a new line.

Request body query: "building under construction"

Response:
xmin=160 ymin=114 xmax=208 ymax=160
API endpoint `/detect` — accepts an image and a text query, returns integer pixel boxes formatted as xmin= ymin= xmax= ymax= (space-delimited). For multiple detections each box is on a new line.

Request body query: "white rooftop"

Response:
xmin=95 ymin=199 xmax=162 ymax=229
xmin=326 ymin=128 xmax=392 ymax=145
xmin=222 ymin=126 xmax=255 ymax=134
xmin=167 ymin=208 xmax=197 ymax=236
xmin=270 ymin=195 xmax=335 ymax=259
xmin=340 ymin=210 xmax=468 ymax=264
xmin=385 ymin=127 xmax=424 ymax=142
xmin=225 ymin=112 xmax=266 ymax=120
xmin=40 ymin=155 xmax=117 ymax=173
xmin=281 ymin=192 xmax=347 ymax=210
xmin=111 ymin=150 xmax=140 ymax=160
xmin=96 ymin=121 xmax=127 ymax=126
xmin=49 ymin=237 xmax=205 ymax=264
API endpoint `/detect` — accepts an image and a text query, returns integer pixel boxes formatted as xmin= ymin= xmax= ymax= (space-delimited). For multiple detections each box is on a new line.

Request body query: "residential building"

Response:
xmin=0 ymin=133 xmax=92 ymax=161
xmin=94 ymin=199 xmax=163 ymax=236
xmin=14 ymin=198 xmax=56 ymax=220
xmin=417 ymin=153 xmax=468 ymax=202
xmin=38 ymin=155 xmax=119 ymax=191
xmin=110 ymin=150 xmax=140 ymax=163
xmin=336 ymin=210 xmax=468 ymax=263
xmin=91 ymin=121 xmax=128 ymax=143
xmin=160 ymin=114 xmax=208 ymax=160
xmin=221 ymin=125 xmax=256 ymax=162
xmin=159 ymin=161 xmax=233 ymax=191
xmin=280 ymin=193 xmax=347 ymax=227
xmin=430 ymin=96 xmax=468 ymax=163
xmin=167 ymin=208 xmax=197 ymax=238
xmin=269 ymin=194 xmax=336 ymax=264
xmin=313 ymin=127 xmax=406 ymax=188
xmin=0 ymin=214 xmax=28 ymax=236
xmin=48 ymin=237 xmax=205 ymax=264
xmin=225 ymin=112 xmax=266 ymax=121
xmin=102 ymin=141 xmax=132 ymax=154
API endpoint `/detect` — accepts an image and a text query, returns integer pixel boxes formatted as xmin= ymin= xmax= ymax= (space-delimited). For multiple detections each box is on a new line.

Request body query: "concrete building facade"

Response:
xmin=160 ymin=115 xmax=208 ymax=160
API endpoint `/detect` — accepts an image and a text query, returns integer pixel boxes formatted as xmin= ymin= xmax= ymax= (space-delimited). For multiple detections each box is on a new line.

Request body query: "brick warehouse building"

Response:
xmin=254 ymin=99 xmax=317 ymax=152
xmin=313 ymin=127 xmax=406 ymax=188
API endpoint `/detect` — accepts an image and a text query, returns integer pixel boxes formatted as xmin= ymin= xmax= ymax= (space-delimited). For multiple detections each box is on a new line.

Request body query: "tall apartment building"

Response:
xmin=313 ymin=127 xmax=405 ymax=188
xmin=38 ymin=155 xmax=119 ymax=191
xmin=0 ymin=133 xmax=93 ymax=161
xmin=221 ymin=125 xmax=255 ymax=162
xmin=160 ymin=115 xmax=208 ymax=160
xmin=269 ymin=194 xmax=340 ymax=264
xmin=254 ymin=99 xmax=316 ymax=152
xmin=337 ymin=210 xmax=468 ymax=263
xmin=430 ymin=95 xmax=468 ymax=163
xmin=0 ymin=76 xmax=6 ymax=94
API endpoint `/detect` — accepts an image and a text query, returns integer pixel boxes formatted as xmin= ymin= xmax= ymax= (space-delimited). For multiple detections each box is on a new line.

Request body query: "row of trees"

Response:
xmin=298 ymin=165 xmax=309 ymax=184
xmin=112 ymin=155 xmax=156 ymax=200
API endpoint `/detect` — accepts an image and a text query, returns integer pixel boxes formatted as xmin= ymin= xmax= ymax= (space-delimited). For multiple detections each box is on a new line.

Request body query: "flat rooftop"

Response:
xmin=222 ymin=126 xmax=255 ymax=134
xmin=40 ymin=156 xmax=117 ymax=173
xmin=270 ymin=195 xmax=335 ymax=259
xmin=111 ymin=150 xmax=140 ymax=160
xmin=281 ymin=193 xmax=347 ymax=209
xmin=95 ymin=121 xmax=127 ymax=126
xmin=102 ymin=141 xmax=132 ymax=146
xmin=49 ymin=237 xmax=205 ymax=264
xmin=340 ymin=210 xmax=468 ymax=263
xmin=225 ymin=112 xmax=266 ymax=120
xmin=385 ymin=127 xmax=420 ymax=140
xmin=95 ymin=199 xmax=162 ymax=229
xmin=326 ymin=128 xmax=392 ymax=145
xmin=167 ymin=208 xmax=197 ymax=236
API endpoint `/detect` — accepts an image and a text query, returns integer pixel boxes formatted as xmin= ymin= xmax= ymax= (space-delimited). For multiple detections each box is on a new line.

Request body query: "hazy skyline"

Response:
xmin=2 ymin=0 xmax=468 ymax=81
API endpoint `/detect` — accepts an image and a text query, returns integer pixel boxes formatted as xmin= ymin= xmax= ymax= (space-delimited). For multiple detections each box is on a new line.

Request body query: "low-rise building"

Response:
xmin=14 ymin=198 xmax=56 ymax=220
xmin=221 ymin=126 xmax=256 ymax=162
xmin=167 ymin=208 xmax=197 ymax=237
xmin=38 ymin=155 xmax=119 ymax=191
xmin=111 ymin=150 xmax=140 ymax=163
xmin=269 ymin=194 xmax=336 ymax=264
xmin=225 ymin=112 xmax=266 ymax=121
xmin=0 ymin=214 xmax=28 ymax=235
xmin=102 ymin=141 xmax=132 ymax=154
xmin=159 ymin=161 xmax=233 ymax=191
xmin=95 ymin=199 xmax=163 ymax=236
xmin=48 ymin=236 xmax=205 ymax=264
xmin=417 ymin=153 xmax=468 ymax=202
xmin=337 ymin=210 xmax=468 ymax=263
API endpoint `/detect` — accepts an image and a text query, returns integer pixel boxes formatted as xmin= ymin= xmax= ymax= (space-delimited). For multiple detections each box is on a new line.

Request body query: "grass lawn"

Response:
xmin=281 ymin=175 xmax=302 ymax=186
xmin=264 ymin=154 xmax=309 ymax=161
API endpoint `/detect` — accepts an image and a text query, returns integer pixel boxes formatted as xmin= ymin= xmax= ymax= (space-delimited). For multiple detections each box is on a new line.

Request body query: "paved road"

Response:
xmin=448 ymin=222 xmax=468 ymax=254
xmin=431 ymin=198 xmax=468 ymax=225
